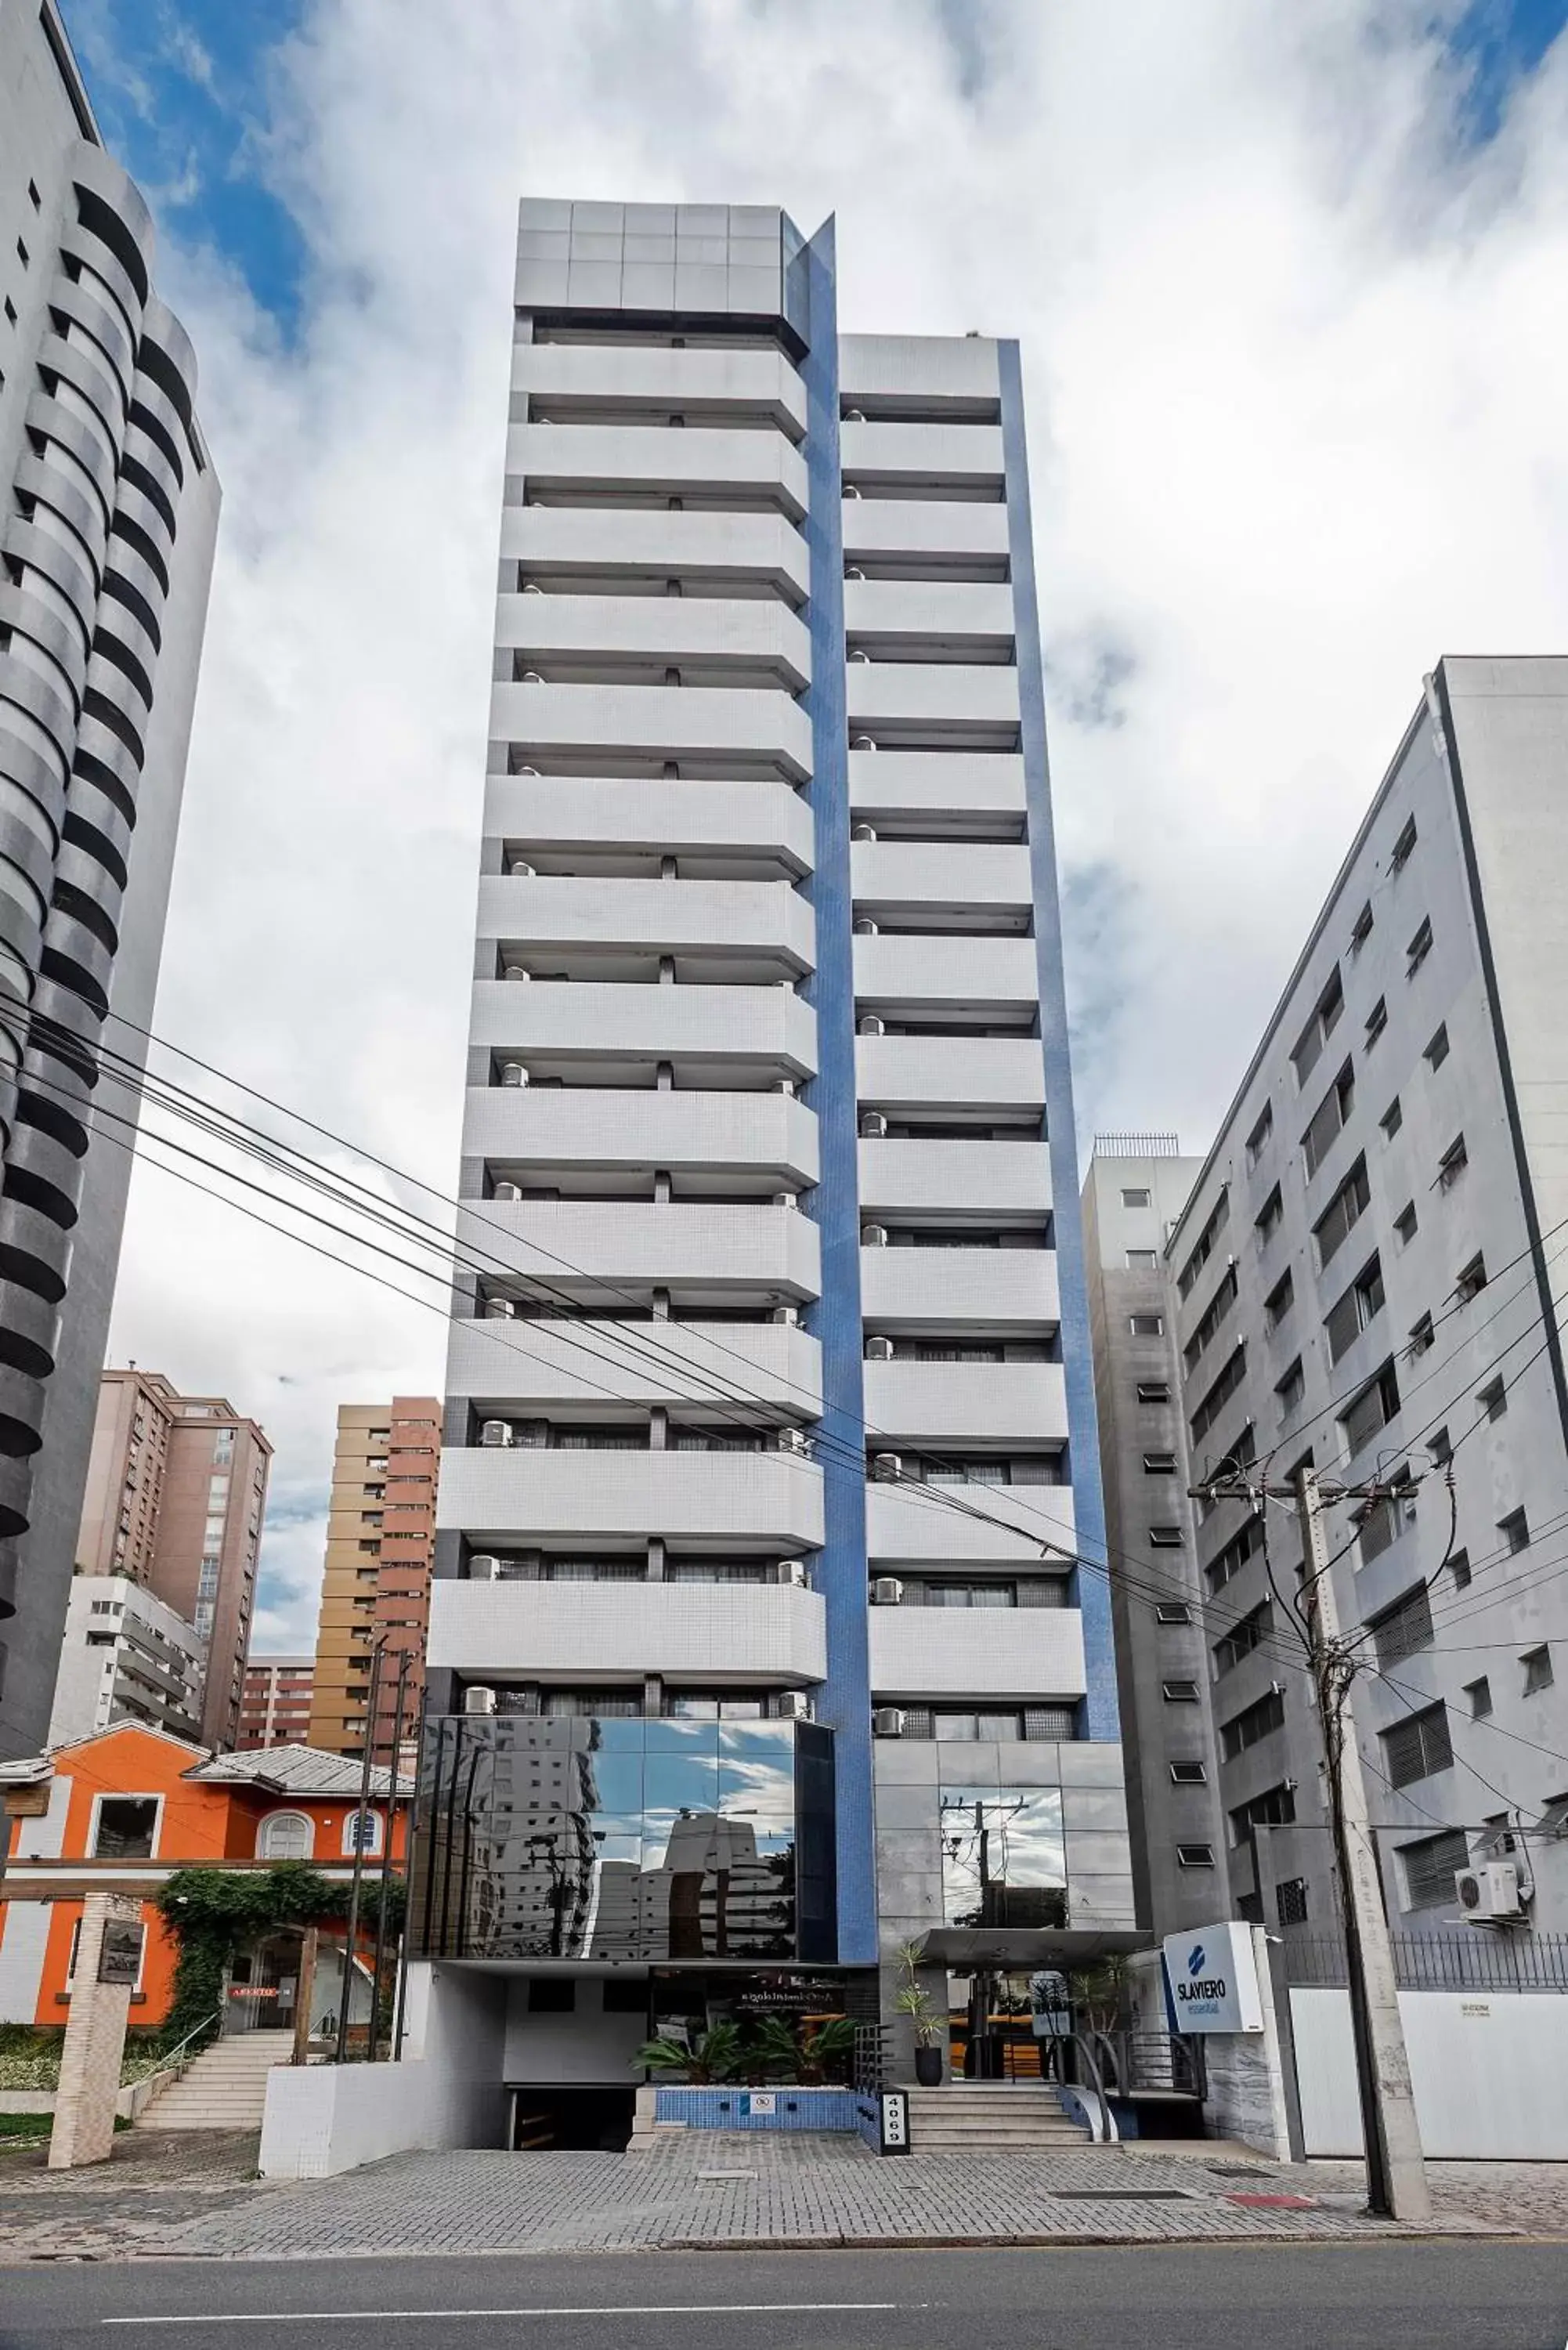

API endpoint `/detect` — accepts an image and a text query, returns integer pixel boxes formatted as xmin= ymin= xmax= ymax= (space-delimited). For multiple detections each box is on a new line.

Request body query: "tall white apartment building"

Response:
xmin=1168 ymin=656 xmax=1568 ymax=1942
xmin=409 ymin=201 xmax=1133 ymax=2138
xmin=48 ymin=1571 xmax=205 ymax=1745
xmin=0 ymin=4 xmax=219 ymax=1761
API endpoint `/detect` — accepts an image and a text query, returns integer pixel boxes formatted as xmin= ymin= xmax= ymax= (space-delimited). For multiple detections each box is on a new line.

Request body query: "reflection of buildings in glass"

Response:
xmin=938 ymin=1787 xmax=1068 ymax=1930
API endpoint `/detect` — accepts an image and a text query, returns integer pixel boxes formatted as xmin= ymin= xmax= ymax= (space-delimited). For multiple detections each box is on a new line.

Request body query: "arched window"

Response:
xmin=342 ymin=1809 xmax=383 ymax=1857
xmin=258 ymin=1810 xmax=314 ymax=1860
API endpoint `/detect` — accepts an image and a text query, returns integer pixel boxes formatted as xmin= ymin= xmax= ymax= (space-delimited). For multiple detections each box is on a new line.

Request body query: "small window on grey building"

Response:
xmin=1176 ymin=1844 xmax=1216 ymax=1868
xmin=1523 ymin=1645 xmax=1554 ymax=1696
xmin=1406 ymin=915 xmax=1433 ymax=976
xmin=1424 ymin=1023 xmax=1451 ymax=1071
xmin=1499 ymin=1509 xmax=1530 ymax=1556
xmin=1407 ymin=1312 xmax=1435 ymax=1359
xmin=1162 ymin=1679 xmax=1200 ymax=1702
xmin=1394 ymin=1201 xmax=1418 ymax=1247
xmin=1155 ymin=1602 xmax=1192 ymax=1624
xmin=1121 ymin=1188 xmax=1151 ymax=1209
xmin=1399 ymin=1828 xmax=1469 ymax=1910
xmin=1149 ymin=1526 xmax=1183 ymax=1548
xmin=1126 ymin=1249 xmax=1157 ymax=1270
xmin=1437 ymin=1133 xmax=1469 ymax=1191
xmin=1263 ymin=1269 xmax=1294 ymax=1329
xmin=1143 ymin=1452 xmax=1177 ymax=1474
xmin=1465 ymin=1676 xmax=1493 ymax=1719
xmin=1275 ymin=1358 xmax=1305 ymax=1419
xmin=1349 ymin=901 xmax=1374 ymax=955
xmin=1390 ymin=815 xmax=1418 ymax=873
xmin=1169 ymin=1758 xmax=1208 ymax=1784
xmin=1255 ymin=1184 xmax=1284 ymax=1244
xmin=1454 ymin=1253 xmax=1487 ymax=1303
xmin=1136 ymin=1380 xmax=1170 ymax=1403
xmin=1477 ymin=1377 xmax=1507 ymax=1423
xmin=1277 ymin=1878 xmax=1309 ymax=1925
xmin=1369 ymin=1582 xmax=1433 ymax=1667
xmin=1381 ymin=1702 xmax=1453 ymax=1788
xmin=1381 ymin=1097 xmax=1403 ymax=1141
xmin=1449 ymin=1547 xmax=1472 ymax=1592
xmin=1364 ymin=996 xmax=1387 ymax=1047
xmin=1129 ymin=1313 xmax=1164 ymax=1336
xmin=1245 ymin=1105 xmax=1274 ymax=1167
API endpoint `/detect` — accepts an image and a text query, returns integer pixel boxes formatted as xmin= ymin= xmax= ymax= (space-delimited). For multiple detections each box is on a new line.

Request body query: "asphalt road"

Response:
xmin=3 ymin=2243 xmax=1568 ymax=2350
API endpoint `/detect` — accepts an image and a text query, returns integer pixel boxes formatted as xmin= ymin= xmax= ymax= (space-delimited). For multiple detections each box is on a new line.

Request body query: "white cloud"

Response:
xmin=102 ymin=0 xmax=1568 ymax=1647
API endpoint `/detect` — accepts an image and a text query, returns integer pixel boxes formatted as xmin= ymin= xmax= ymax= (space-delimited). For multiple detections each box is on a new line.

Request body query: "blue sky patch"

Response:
xmin=1448 ymin=0 xmax=1568 ymax=141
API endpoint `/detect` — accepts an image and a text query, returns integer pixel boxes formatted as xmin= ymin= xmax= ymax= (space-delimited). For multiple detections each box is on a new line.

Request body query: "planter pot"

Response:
xmin=914 ymin=2045 xmax=943 ymax=2087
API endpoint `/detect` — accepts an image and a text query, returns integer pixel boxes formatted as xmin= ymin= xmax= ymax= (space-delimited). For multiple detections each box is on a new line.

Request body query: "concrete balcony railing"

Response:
xmin=842 ymin=499 xmax=1010 ymax=566
xmin=478 ymin=876 xmax=815 ymax=972
xmin=508 ymin=422 xmax=808 ymax=520
xmin=470 ymin=979 xmax=818 ymax=1077
xmin=428 ymin=1575 xmax=826 ymax=1684
xmin=848 ymin=750 xmax=1026 ymax=825
xmin=840 ymin=419 xmax=1006 ymax=488
xmin=457 ymin=1199 xmax=822 ymax=1301
xmin=490 ymin=682 xmax=814 ymax=782
xmin=862 ymin=1359 xmax=1068 ymax=1448
xmin=843 ymin=579 xmax=1014 ymax=647
xmin=851 ymin=840 xmax=1031 ymax=909
xmin=858 ymin=1137 xmax=1052 ymax=1217
xmin=866 ymin=1477 xmax=1075 ymax=1564
xmin=495 ymin=595 xmax=811 ymax=689
xmin=860 ymin=1246 xmax=1059 ymax=1328
xmin=483 ymin=776 xmax=815 ymax=871
xmin=445 ymin=1311 xmax=823 ymax=1415
xmin=847 ymin=662 xmax=1021 ymax=736
xmin=869 ymin=1603 xmax=1086 ymax=1700
xmin=499 ymin=506 xmax=810 ymax=603
xmin=434 ymin=1444 xmax=825 ymax=1549
xmin=853 ymin=934 xmax=1039 ymax=1007
xmin=855 ymin=1036 xmax=1044 ymax=1111
xmin=464 ymin=1085 xmax=820 ymax=1187
xmin=512 ymin=341 xmax=807 ymax=437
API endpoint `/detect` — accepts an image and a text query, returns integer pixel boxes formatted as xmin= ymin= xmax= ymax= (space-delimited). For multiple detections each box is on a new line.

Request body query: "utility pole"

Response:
xmin=335 ymin=1636 xmax=385 ymax=2065
xmin=1295 ymin=1466 xmax=1429 ymax=2221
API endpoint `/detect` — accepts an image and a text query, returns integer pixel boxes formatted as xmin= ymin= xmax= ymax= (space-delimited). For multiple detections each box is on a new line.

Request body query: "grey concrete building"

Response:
xmin=1167 ymin=656 xmax=1568 ymax=1941
xmin=0 ymin=3 xmax=220 ymax=1760
xmin=47 ymin=1569 xmax=204 ymax=1744
xmin=1082 ymin=1138 xmax=1231 ymax=1932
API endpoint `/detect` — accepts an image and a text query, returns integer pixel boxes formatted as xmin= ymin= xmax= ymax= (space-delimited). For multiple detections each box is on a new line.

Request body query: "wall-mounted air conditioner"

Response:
xmin=873 ymin=1707 xmax=906 ymax=1737
xmin=484 ymin=1297 xmax=515 ymax=1318
xmin=776 ymin=1426 xmax=811 ymax=1455
xmin=463 ymin=1684 xmax=497 ymax=1715
xmin=1455 ymin=1860 xmax=1526 ymax=1922
xmin=861 ymin=1224 xmax=889 ymax=1247
xmin=858 ymin=1016 xmax=885 ymax=1036
xmin=865 ymin=1336 xmax=894 ymax=1361
xmin=468 ymin=1555 xmax=500 ymax=1582
xmin=503 ymin=964 xmax=530 ymax=982
xmin=872 ymin=1452 xmax=903 ymax=1481
xmin=500 ymin=1062 xmax=528 ymax=1088
xmin=508 ymin=859 xmax=536 ymax=878
xmin=772 ymin=1191 xmax=797 ymax=1211
xmin=775 ymin=1690 xmax=812 ymax=1721
xmin=773 ymin=1077 xmax=796 ymax=1096
xmin=853 ymin=916 xmax=880 ymax=935
xmin=851 ymin=823 xmax=878 ymax=841
xmin=493 ymin=1181 xmax=522 ymax=1202
xmin=771 ymin=1304 xmax=800 ymax=1326
xmin=859 ymin=1112 xmax=888 ymax=1137
xmin=872 ymin=1576 xmax=905 ymax=1606
xmin=772 ymin=1560 xmax=809 ymax=1588
xmin=479 ymin=1420 xmax=513 ymax=1448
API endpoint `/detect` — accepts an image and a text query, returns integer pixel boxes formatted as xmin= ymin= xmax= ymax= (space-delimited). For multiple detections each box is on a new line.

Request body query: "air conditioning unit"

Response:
xmin=872 ymin=1451 xmax=902 ymax=1482
xmin=463 ymin=1684 xmax=497 ymax=1716
xmin=771 ymin=1304 xmax=800 ymax=1326
xmin=508 ymin=859 xmax=536 ymax=878
xmin=483 ymin=1296 xmax=515 ymax=1318
xmin=851 ymin=823 xmax=878 ymax=841
xmin=865 ymin=1336 xmax=894 ymax=1361
xmin=853 ymin=916 xmax=880 ymax=935
xmin=872 ymin=1576 xmax=905 ymax=1606
xmin=500 ymin=1061 xmax=528 ymax=1088
xmin=857 ymin=1015 xmax=885 ymax=1036
xmin=776 ymin=1427 xmax=811 ymax=1455
xmin=859 ymin=1112 xmax=888 ymax=1138
xmin=861 ymin=1224 xmax=889 ymax=1247
xmin=493 ymin=1181 xmax=522 ymax=1202
xmin=479 ymin=1419 xmax=513 ymax=1448
xmin=520 ymin=671 xmax=545 ymax=684
xmin=522 ymin=581 xmax=544 ymax=595
xmin=468 ymin=1554 xmax=500 ymax=1582
xmin=775 ymin=1691 xmax=812 ymax=1721
xmin=516 ymin=765 xmax=541 ymax=776
xmin=772 ymin=1560 xmax=809 ymax=1588
xmin=1455 ymin=1860 xmax=1526 ymax=1922
xmin=772 ymin=1191 xmax=797 ymax=1211
xmin=851 ymin=734 xmax=877 ymax=750
xmin=773 ymin=1077 xmax=796 ymax=1097
xmin=503 ymin=964 xmax=530 ymax=982
xmin=873 ymin=1707 xmax=907 ymax=1737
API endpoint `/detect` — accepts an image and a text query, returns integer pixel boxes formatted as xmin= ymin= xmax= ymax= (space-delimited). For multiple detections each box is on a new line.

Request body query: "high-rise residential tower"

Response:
xmin=75 ymin=1368 xmax=271 ymax=1749
xmin=309 ymin=1398 xmax=439 ymax=1759
xmin=238 ymin=1654 xmax=314 ymax=1750
xmin=408 ymin=201 xmax=1133 ymax=2135
xmin=0 ymin=5 xmax=221 ymax=1761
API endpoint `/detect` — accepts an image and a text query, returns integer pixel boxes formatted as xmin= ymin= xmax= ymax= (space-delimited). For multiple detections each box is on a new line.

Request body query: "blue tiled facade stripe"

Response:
xmin=798 ymin=219 xmax=878 ymax=1965
xmin=998 ymin=339 xmax=1120 ymax=1743
xmin=654 ymin=2086 xmax=861 ymax=2132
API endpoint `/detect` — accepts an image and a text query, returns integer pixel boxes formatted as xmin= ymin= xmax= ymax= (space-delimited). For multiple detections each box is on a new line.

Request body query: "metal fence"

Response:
xmin=1281 ymin=1928 xmax=1568 ymax=1992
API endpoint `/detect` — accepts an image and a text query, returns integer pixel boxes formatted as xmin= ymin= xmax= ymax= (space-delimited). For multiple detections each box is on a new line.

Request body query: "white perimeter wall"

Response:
xmin=1292 ymin=1987 xmax=1568 ymax=2160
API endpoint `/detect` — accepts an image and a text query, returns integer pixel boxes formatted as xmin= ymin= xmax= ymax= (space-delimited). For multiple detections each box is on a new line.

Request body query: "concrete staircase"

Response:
xmin=904 ymin=2083 xmax=1093 ymax=2153
xmin=141 ymin=2030 xmax=298 ymax=2131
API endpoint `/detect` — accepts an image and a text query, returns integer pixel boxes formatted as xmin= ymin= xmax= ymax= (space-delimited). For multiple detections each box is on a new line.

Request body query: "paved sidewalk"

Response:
xmin=0 ymin=2127 xmax=266 ymax=2263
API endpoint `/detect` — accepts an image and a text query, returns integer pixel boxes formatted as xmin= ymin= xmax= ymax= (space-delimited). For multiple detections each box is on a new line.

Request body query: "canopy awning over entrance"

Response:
xmin=914 ymin=1927 xmax=1154 ymax=1970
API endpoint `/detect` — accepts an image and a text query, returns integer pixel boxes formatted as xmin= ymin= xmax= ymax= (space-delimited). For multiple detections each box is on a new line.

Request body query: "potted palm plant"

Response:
xmin=893 ymin=1940 xmax=945 ymax=2086
xmin=634 ymin=2023 xmax=743 ymax=2084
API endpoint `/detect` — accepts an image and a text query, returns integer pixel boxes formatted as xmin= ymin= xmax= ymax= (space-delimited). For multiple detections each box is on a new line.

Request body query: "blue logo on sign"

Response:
xmin=1187 ymin=1945 xmax=1206 ymax=1977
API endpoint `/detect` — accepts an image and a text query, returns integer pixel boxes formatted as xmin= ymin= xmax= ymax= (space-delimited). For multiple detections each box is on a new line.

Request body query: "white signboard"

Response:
xmin=1162 ymin=1921 xmax=1266 ymax=2034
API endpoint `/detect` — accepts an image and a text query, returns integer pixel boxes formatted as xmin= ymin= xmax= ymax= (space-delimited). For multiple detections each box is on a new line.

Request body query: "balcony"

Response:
xmin=853 ymin=934 xmax=1039 ymax=1007
xmin=499 ymin=506 xmax=809 ymax=602
xmin=490 ymin=681 xmax=814 ymax=781
xmin=469 ymin=980 xmax=817 ymax=1077
xmin=860 ymin=1246 xmax=1058 ymax=1327
xmin=512 ymin=342 xmax=807 ymax=437
xmin=477 ymin=876 xmax=815 ymax=972
xmin=842 ymin=499 xmax=1010 ymax=566
xmin=495 ymin=594 xmax=810 ymax=689
xmin=434 ymin=1444 xmax=825 ymax=1549
xmin=859 ymin=1137 xmax=1052 ymax=1217
xmin=464 ymin=1083 xmax=819 ymax=1186
xmin=508 ymin=422 xmax=808 ymax=519
xmin=867 ymin=1477 xmax=1076 ymax=1564
xmin=444 ymin=1312 xmax=823 ymax=1415
xmin=851 ymin=840 xmax=1031 ymax=909
xmin=863 ymin=1359 xmax=1068 ymax=1448
xmin=847 ymin=662 xmax=1021 ymax=739
xmin=848 ymin=750 xmax=1026 ymax=825
xmin=456 ymin=1199 xmax=821 ymax=1300
xmin=483 ymin=776 xmax=815 ymax=870
xmin=428 ymin=1574 xmax=826 ymax=1682
xmin=856 ymin=1036 xmax=1044 ymax=1111
xmin=844 ymin=579 xmax=1014 ymax=650
xmin=840 ymin=419 xmax=1005 ymax=490
xmin=869 ymin=1604 xmax=1085 ymax=1700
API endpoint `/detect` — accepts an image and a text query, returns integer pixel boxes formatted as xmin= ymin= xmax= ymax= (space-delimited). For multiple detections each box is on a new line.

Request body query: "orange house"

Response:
xmin=0 ymin=1723 xmax=408 ymax=2035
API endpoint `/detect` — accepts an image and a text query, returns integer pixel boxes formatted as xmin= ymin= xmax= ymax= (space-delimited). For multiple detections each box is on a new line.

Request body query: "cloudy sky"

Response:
xmin=56 ymin=0 xmax=1568 ymax=1650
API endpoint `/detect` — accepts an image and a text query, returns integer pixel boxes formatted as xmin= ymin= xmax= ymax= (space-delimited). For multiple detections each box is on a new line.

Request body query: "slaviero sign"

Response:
xmin=1162 ymin=1922 xmax=1266 ymax=2034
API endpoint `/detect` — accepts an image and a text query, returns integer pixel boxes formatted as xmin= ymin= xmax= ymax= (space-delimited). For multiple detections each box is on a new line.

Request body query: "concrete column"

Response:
xmin=48 ymin=1893 xmax=139 ymax=2169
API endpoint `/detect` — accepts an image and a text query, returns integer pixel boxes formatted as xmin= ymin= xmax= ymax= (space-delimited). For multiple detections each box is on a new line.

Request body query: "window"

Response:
xmin=1349 ymin=901 xmax=1374 ymax=955
xmin=1176 ymin=1844 xmax=1216 ymax=1868
xmin=1424 ymin=1023 xmax=1450 ymax=1072
xmin=1220 ymin=1687 xmax=1286 ymax=1758
xmin=1121 ymin=1188 xmax=1151 ymax=1209
xmin=1206 ymin=1517 xmax=1263 ymax=1593
xmin=1437 ymin=1133 xmax=1468 ymax=1191
xmin=1214 ymin=1600 xmax=1273 ymax=1676
xmin=1230 ymin=1784 xmax=1297 ymax=1842
xmin=1394 ymin=1201 xmax=1418 ymax=1247
xmin=27 ymin=180 xmax=40 ymax=210
xmin=258 ymin=1811 xmax=315 ymax=1860
xmin=1450 ymin=1547 xmax=1472 ymax=1592
xmin=1302 ymin=1061 xmax=1355 ymax=1178
xmin=1341 ymin=1361 xmax=1400 ymax=1457
xmin=1162 ymin=1679 xmax=1200 ymax=1702
xmin=923 ymin=1582 xmax=1016 ymax=1609
xmin=1149 ymin=1526 xmax=1184 ymax=1549
xmin=1368 ymin=1584 xmax=1434 ymax=1667
xmin=1381 ymin=1702 xmax=1453 ymax=1788
xmin=1465 ymin=1676 xmax=1493 ymax=1719
xmin=1190 ymin=1344 xmax=1247 ymax=1444
xmin=1136 ymin=1380 xmax=1170 ymax=1404
xmin=1390 ymin=815 xmax=1418 ymax=873
xmin=1125 ymin=1249 xmax=1157 ymax=1270
xmin=91 ymin=1798 xmax=158 ymax=1860
xmin=1154 ymin=1602 xmax=1192 ymax=1624
xmin=1143 ymin=1452 xmax=1177 ymax=1473
xmin=1500 ymin=1507 xmax=1530 ymax=1555
xmin=1380 ymin=1097 xmax=1403 ymax=1141
xmin=1245 ymin=1105 xmax=1274 ymax=1169
xmin=1364 ymin=996 xmax=1387 ymax=1047
xmin=1406 ymin=916 xmax=1433 ymax=976
xmin=16 ymin=238 xmax=27 ymax=269
xmin=1183 ymin=1265 xmax=1238 ymax=1369
xmin=1129 ymin=1313 xmax=1164 ymax=1337
xmin=1477 ymin=1377 xmax=1508 ymax=1423
xmin=1255 ymin=1184 xmax=1284 ymax=1246
xmin=1177 ymin=1191 xmax=1230 ymax=1298
xmin=1277 ymin=1878 xmax=1310 ymax=1925
xmin=1275 ymin=1358 xmax=1305 ymax=1419
xmin=1169 ymin=1759 xmax=1209 ymax=1784
xmin=1325 ymin=1254 xmax=1385 ymax=1365
xmin=1454 ymin=1253 xmax=1487 ymax=1304
xmin=342 ymin=1810 xmax=383 ymax=1856
xmin=1523 ymin=1645 xmax=1554 ymax=1697
xmin=1263 ymin=1270 xmax=1295 ymax=1329
xmin=1314 ymin=1158 xmax=1370 ymax=1270
xmin=1291 ymin=969 xmax=1344 ymax=1088
xmin=1399 ymin=1828 xmax=1469 ymax=1910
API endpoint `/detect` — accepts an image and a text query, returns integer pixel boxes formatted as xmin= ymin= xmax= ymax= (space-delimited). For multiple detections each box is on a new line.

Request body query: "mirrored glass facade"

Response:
xmin=410 ymin=1715 xmax=836 ymax=1964
xmin=938 ymin=1785 xmax=1068 ymax=1929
